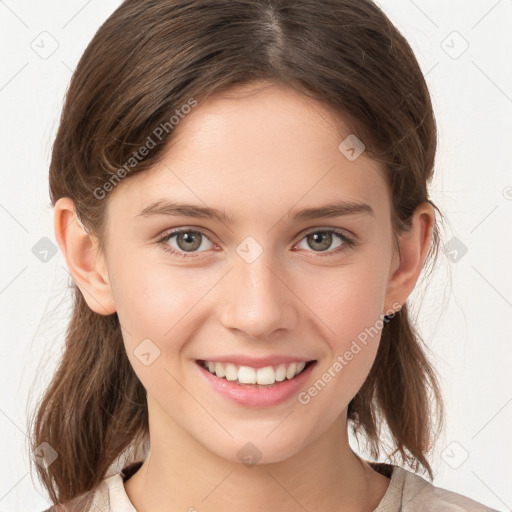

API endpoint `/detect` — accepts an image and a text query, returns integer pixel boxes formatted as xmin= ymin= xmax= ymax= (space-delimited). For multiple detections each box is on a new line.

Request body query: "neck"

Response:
xmin=124 ymin=404 xmax=390 ymax=512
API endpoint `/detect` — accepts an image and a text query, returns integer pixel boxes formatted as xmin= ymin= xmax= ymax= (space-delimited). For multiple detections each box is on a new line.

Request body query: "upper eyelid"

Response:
xmin=160 ymin=225 xmax=354 ymax=247
xmin=301 ymin=226 xmax=354 ymax=239
xmin=160 ymin=227 xmax=217 ymax=245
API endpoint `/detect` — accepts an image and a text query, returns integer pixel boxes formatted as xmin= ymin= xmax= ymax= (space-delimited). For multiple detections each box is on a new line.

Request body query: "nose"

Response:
xmin=219 ymin=251 xmax=299 ymax=340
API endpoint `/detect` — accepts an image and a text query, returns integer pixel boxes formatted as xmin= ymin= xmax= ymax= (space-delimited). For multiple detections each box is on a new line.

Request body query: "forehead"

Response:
xmin=107 ymin=81 xmax=390 ymax=223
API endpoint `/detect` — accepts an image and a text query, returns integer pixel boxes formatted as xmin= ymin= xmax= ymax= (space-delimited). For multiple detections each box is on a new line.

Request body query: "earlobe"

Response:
xmin=384 ymin=202 xmax=435 ymax=312
xmin=53 ymin=197 xmax=116 ymax=315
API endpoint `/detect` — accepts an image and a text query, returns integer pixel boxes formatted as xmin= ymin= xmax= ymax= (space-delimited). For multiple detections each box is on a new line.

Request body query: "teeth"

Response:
xmin=285 ymin=362 xmax=297 ymax=379
xmin=214 ymin=362 xmax=226 ymax=378
xmin=238 ymin=366 xmax=256 ymax=384
xmin=275 ymin=364 xmax=287 ymax=382
xmin=225 ymin=363 xmax=238 ymax=381
xmin=257 ymin=366 xmax=275 ymax=385
xmin=203 ymin=360 xmax=309 ymax=385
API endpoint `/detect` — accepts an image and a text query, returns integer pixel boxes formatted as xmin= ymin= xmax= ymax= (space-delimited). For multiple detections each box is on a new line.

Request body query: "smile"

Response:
xmin=197 ymin=359 xmax=315 ymax=386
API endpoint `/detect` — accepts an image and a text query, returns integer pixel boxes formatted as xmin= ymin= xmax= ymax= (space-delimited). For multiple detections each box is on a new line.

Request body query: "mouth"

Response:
xmin=196 ymin=359 xmax=316 ymax=388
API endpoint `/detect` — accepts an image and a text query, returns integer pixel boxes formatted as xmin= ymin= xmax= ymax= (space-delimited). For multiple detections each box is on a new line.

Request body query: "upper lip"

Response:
xmin=197 ymin=355 xmax=316 ymax=369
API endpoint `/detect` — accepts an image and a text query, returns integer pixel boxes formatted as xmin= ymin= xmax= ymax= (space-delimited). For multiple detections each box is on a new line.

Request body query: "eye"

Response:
xmin=295 ymin=228 xmax=355 ymax=257
xmin=158 ymin=229 xmax=215 ymax=258
xmin=157 ymin=227 xmax=356 ymax=259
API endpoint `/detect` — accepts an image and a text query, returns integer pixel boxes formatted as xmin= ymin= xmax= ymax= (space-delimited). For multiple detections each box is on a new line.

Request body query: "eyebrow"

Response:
xmin=136 ymin=199 xmax=374 ymax=224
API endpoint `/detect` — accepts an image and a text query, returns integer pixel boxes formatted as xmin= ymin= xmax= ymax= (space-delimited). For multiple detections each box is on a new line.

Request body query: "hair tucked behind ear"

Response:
xmin=31 ymin=0 xmax=445 ymax=506
xmin=348 ymin=303 xmax=444 ymax=480
xmin=349 ymin=201 xmax=445 ymax=480
xmin=30 ymin=287 xmax=148 ymax=504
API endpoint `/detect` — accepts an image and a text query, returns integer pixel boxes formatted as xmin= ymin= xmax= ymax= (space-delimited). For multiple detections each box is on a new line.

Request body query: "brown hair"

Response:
xmin=30 ymin=0 xmax=445 ymax=507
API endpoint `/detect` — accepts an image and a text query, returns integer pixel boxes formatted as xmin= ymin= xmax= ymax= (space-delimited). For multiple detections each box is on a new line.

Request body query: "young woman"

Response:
xmin=31 ymin=0 xmax=500 ymax=510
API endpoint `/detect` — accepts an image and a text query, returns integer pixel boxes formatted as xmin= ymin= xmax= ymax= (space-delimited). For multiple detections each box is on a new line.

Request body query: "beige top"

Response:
xmin=48 ymin=461 xmax=500 ymax=512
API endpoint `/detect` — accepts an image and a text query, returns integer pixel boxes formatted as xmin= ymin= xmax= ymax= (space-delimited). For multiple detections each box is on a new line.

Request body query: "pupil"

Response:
xmin=179 ymin=232 xmax=201 ymax=251
xmin=310 ymin=232 xmax=331 ymax=251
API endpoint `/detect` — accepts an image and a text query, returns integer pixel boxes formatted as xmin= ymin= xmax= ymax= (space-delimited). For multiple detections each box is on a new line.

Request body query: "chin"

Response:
xmin=200 ymin=428 xmax=310 ymax=467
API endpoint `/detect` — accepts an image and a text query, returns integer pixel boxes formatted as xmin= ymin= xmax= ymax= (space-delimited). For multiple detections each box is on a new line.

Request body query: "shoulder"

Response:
xmin=39 ymin=477 xmax=114 ymax=512
xmin=40 ymin=461 xmax=142 ymax=512
xmin=383 ymin=465 xmax=500 ymax=512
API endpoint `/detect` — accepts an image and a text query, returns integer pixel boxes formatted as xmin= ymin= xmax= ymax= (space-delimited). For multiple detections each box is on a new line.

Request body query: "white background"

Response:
xmin=0 ymin=1 xmax=511 ymax=510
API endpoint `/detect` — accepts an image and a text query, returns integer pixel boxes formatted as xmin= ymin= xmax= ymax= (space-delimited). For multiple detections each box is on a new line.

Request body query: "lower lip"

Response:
xmin=195 ymin=360 xmax=317 ymax=408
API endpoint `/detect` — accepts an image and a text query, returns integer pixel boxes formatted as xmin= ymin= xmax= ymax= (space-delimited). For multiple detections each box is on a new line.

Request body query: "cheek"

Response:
xmin=110 ymin=267 xmax=203 ymax=400
xmin=298 ymin=257 xmax=389 ymax=344
xmin=109 ymin=261 xmax=220 ymax=385
xmin=111 ymin=259 xmax=210 ymax=337
xmin=293 ymin=259 xmax=389 ymax=404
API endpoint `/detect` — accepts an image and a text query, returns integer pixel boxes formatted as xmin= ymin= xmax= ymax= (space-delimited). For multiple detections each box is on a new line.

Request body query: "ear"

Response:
xmin=384 ymin=201 xmax=435 ymax=313
xmin=53 ymin=197 xmax=116 ymax=315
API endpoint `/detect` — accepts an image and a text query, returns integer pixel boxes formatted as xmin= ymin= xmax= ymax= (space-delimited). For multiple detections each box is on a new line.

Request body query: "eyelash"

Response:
xmin=157 ymin=227 xmax=356 ymax=259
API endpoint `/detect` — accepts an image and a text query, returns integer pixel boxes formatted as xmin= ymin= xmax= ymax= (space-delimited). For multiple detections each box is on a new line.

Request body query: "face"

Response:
xmin=100 ymin=81 xmax=399 ymax=464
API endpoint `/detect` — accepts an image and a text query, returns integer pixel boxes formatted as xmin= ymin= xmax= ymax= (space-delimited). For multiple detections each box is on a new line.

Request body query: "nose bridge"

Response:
xmin=220 ymin=241 xmax=297 ymax=338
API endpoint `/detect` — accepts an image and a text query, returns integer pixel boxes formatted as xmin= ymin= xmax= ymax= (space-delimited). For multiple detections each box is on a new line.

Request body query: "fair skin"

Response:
xmin=54 ymin=81 xmax=434 ymax=512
